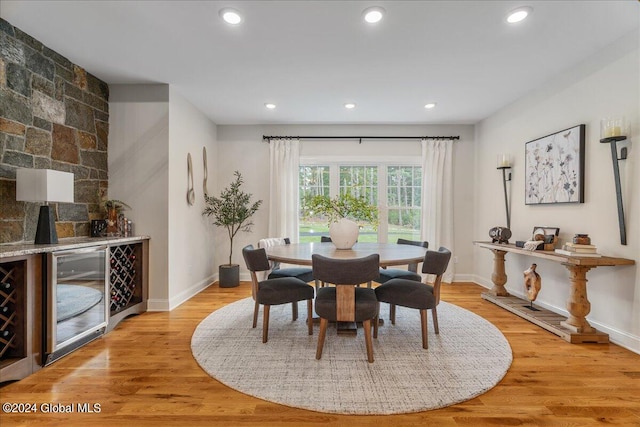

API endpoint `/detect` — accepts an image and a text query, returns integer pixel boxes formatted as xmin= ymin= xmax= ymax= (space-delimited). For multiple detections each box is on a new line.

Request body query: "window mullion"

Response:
xmin=378 ymin=166 xmax=388 ymax=243
xmin=330 ymin=165 xmax=339 ymax=198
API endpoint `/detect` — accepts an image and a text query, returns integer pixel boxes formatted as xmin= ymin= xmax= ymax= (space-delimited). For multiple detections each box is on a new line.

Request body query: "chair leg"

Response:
xmin=307 ymin=299 xmax=313 ymax=336
xmin=253 ymin=301 xmax=259 ymax=328
xmin=316 ymin=318 xmax=328 ymax=359
xmin=363 ymin=319 xmax=374 ymax=363
xmin=432 ymin=306 xmax=439 ymax=334
xmin=373 ymin=316 xmax=378 ymax=339
xmin=262 ymin=305 xmax=270 ymax=343
xmin=420 ymin=309 xmax=428 ymax=349
xmin=390 ymin=304 xmax=396 ymax=325
xmin=291 ymin=301 xmax=298 ymax=321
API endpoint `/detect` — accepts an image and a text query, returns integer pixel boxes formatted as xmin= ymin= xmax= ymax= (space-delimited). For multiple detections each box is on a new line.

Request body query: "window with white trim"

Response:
xmin=299 ymin=160 xmax=421 ymax=243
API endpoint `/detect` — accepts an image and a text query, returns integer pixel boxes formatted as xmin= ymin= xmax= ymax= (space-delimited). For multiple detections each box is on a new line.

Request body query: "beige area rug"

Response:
xmin=191 ymin=297 xmax=512 ymax=415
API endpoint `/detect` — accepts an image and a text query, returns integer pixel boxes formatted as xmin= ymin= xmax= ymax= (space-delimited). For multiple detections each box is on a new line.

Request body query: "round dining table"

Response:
xmin=265 ymin=242 xmax=427 ymax=335
xmin=264 ymin=242 xmax=427 ymax=267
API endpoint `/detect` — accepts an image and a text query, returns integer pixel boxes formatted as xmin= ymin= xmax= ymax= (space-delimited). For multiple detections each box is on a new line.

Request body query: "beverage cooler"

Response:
xmin=44 ymin=246 xmax=108 ymax=366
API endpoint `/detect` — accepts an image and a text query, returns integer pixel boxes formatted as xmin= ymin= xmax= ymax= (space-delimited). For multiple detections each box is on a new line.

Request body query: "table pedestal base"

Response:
xmin=309 ymin=319 xmax=384 ymax=336
xmin=481 ymin=292 xmax=608 ymax=343
xmin=489 ymin=249 xmax=510 ymax=296
xmin=559 ymin=320 xmax=595 ymax=334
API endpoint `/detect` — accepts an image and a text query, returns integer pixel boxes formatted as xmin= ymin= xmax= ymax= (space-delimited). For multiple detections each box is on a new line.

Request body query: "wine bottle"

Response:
xmin=1 ymin=282 xmax=12 ymax=292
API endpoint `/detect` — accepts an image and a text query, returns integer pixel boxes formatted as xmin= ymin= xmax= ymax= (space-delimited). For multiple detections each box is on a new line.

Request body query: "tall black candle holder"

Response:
xmin=497 ymin=165 xmax=512 ymax=229
xmin=599 ymin=135 xmax=628 ymax=245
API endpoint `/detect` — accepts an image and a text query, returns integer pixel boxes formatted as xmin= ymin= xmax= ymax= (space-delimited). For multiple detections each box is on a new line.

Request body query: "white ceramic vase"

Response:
xmin=329 ymin=218 xmax=360 ymax=249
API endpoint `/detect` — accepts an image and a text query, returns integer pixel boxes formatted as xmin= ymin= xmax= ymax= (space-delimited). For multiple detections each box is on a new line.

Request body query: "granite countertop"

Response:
xmin=0 ymin=236 xmax=150 ymax=258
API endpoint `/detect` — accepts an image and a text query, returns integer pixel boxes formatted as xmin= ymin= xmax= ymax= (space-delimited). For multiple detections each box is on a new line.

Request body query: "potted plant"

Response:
xmin=203 ymin=171 xmax=262 ymax=287
xmin=102 ymin=199 xmax=131 ymax=236
xmin=302 ymin=192 xmax=378 ymax=249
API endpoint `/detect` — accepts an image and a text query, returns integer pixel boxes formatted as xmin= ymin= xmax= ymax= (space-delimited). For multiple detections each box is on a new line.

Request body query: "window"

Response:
xmin=387 ymin=166 xmax=421 ymax=242
xmin=299 ymin=166 xmax=330 ymax=243
xmin=299 ymin=162 xmax=421 ymax=243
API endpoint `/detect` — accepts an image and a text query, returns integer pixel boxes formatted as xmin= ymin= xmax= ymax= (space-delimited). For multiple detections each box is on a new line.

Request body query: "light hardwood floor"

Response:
xmin=1 ymin=282 xmax=639 ymax=426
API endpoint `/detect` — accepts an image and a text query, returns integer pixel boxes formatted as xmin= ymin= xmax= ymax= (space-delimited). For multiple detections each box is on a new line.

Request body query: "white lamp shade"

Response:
xmin=16 ymin=168 xmax=75 ymax=203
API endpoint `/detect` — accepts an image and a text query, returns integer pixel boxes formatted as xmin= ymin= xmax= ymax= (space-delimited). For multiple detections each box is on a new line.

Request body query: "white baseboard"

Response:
xmin=452 ymin=273 xmax=475 ymax=283
xmin=146 ymin=298 xmax=170 ymax=311
xmin=147 ymin=274 xmax=216 ymax=312
xmin=471 ymin=276 xmax=640 ymax=355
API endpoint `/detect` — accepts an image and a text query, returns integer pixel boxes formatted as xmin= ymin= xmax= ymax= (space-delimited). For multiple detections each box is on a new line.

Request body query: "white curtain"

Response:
xmin=268 ymin=138 xmax=300 ymax=241
xmin=421 ymin=138 xmax=455 ymax=282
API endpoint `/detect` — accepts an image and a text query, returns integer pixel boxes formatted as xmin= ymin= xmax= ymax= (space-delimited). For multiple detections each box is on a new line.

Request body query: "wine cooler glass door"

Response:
xmin=47 ymin=247 xmax=108 ymax=359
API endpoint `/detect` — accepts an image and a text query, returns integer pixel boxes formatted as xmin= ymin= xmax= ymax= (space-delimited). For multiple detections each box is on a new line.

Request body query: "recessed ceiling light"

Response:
xmin=506 ymin=6 xmax=532 ymax=24
xmin=264 ymin=103 xmax=276 ymax=109
xmin=344 ymin=103 xmax=356 ymax=109
xmin=363 ymin=6 xmax=385 ymax=24
xmin=219 ymin=8 xmax=242 ymax=25
xmin=424 ymin=103 xmax=436 ymax=109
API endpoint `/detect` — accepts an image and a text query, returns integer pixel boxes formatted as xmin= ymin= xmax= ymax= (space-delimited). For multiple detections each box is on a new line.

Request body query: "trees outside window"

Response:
xmin=299 ymin=163 xmax=421 ymax=243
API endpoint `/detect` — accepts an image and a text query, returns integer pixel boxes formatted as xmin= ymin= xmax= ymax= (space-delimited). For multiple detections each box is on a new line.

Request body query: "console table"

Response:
xmin=474 ymin=241 xmax=634 ymax=343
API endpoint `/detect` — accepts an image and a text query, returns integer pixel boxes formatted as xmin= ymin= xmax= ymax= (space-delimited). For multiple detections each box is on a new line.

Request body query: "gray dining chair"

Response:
xmin=312 ymin=253 xmax=380 ymax=363
xmin=257 ymin=237 xmax=314 ymax=283
xmin=378 ymin=238 xmax=428 ymax=284
xmin=242 ymin=245 xmax=314 ymax=343
xmin=374 ymin=247 xmax=451 ymax=349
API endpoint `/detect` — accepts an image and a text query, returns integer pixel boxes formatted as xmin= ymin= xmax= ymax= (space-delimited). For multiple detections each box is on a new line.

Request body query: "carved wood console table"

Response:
xmin=474 ymin=241 xmax=634 ymax=344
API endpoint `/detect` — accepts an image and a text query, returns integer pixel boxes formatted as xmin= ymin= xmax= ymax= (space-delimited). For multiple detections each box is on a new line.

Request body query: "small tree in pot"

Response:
xmin=203 ymin=171 xmax=262 ymax=287
xmin=302 ymin=192 xmax=378 ymax=249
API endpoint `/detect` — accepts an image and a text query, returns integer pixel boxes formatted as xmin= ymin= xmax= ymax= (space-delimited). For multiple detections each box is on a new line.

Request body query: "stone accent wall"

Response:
xmin=0 ymin=18 xmax=109 ymax=243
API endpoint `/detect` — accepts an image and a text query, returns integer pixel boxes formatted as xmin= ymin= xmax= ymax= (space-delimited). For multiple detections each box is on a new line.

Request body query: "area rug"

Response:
xmin=191 ymin=297 xmax=512 ymax=415
xmin=57 ymin=284 xmax=103 ymax=322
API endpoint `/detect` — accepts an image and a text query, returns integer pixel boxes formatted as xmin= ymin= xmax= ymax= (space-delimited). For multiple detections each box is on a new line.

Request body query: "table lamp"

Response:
xmin=16 ymin=168 xmax=75 ymax=244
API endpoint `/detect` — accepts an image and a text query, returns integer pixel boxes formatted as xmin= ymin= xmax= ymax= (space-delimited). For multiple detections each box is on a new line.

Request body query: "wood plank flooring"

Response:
xmin=1 ymin=282 xmax=639 ymax=426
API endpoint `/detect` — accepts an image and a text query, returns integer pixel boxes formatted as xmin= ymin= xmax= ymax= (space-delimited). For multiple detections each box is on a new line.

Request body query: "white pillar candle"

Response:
xmin=601 ymin=117 xmax=625 ymax=138
xmin=497 ymin=154 xmax=510 ymax=168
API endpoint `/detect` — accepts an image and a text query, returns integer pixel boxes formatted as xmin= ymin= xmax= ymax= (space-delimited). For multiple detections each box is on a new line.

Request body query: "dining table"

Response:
xmin=264 ymin=241 xmax=428 ymax=267
xmin=264 ymin=241 xmax=428 ymax=335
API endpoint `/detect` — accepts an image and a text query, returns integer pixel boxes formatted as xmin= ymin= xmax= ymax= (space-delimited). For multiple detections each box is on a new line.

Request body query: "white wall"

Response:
xmin=109 ymin=85 xmax=219 ymax=311
xmin=108 ymin=29 xmax=638 ymax=354
xmin=109 ymin=84 xmax=170 ymax=306
xmin=473 ymin=29 xmax=639 ymax=351
xmin=216 ymin=124 xmax=475 ymax=281
xmin=167 ymin=88 xmax=218 ymax=309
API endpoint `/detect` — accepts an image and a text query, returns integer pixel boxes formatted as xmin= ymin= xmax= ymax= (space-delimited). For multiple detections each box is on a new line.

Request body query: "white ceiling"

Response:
xmin=1 ymin=1 xmax=638 ymax=125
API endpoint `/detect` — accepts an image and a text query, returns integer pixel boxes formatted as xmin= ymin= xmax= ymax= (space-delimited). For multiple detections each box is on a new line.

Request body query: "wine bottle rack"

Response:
xmin=0 ymin=262 xmax=25 ymax=361
xmin=109 ymin=244 xmax=141 ymax=314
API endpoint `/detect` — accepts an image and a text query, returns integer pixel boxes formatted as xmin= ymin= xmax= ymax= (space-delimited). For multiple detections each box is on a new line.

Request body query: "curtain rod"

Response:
xmin=262 ymin=135 xmax=460 ymax=144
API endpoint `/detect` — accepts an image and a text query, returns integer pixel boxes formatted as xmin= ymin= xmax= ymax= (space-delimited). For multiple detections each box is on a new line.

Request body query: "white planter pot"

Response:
xmin=329 ymin=218 xmax=360 ymax=249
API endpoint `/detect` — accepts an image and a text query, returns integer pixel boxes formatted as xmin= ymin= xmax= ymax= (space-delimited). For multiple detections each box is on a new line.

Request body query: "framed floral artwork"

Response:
xmin=525 ymin=124 xmax=585 ymax=204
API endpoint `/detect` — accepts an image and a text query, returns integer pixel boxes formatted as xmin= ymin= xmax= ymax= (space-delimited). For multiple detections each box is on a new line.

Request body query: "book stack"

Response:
xmin=554 ymin=242 xmax=601 ymax=257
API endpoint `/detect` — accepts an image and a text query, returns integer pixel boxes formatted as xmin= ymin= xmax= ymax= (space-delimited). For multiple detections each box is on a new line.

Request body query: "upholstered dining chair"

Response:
xmin=312 ymin=254 xmax=380 ymax=363
xmin=377 ymin=239 xmax=428 ymax=284
xmin=257 ymin=237 xmax=315 ymax=283
xmin=242 ymin=245 xmax=314 ymax=343
xmin=374 ymin=247 xmax=451 ymax=349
